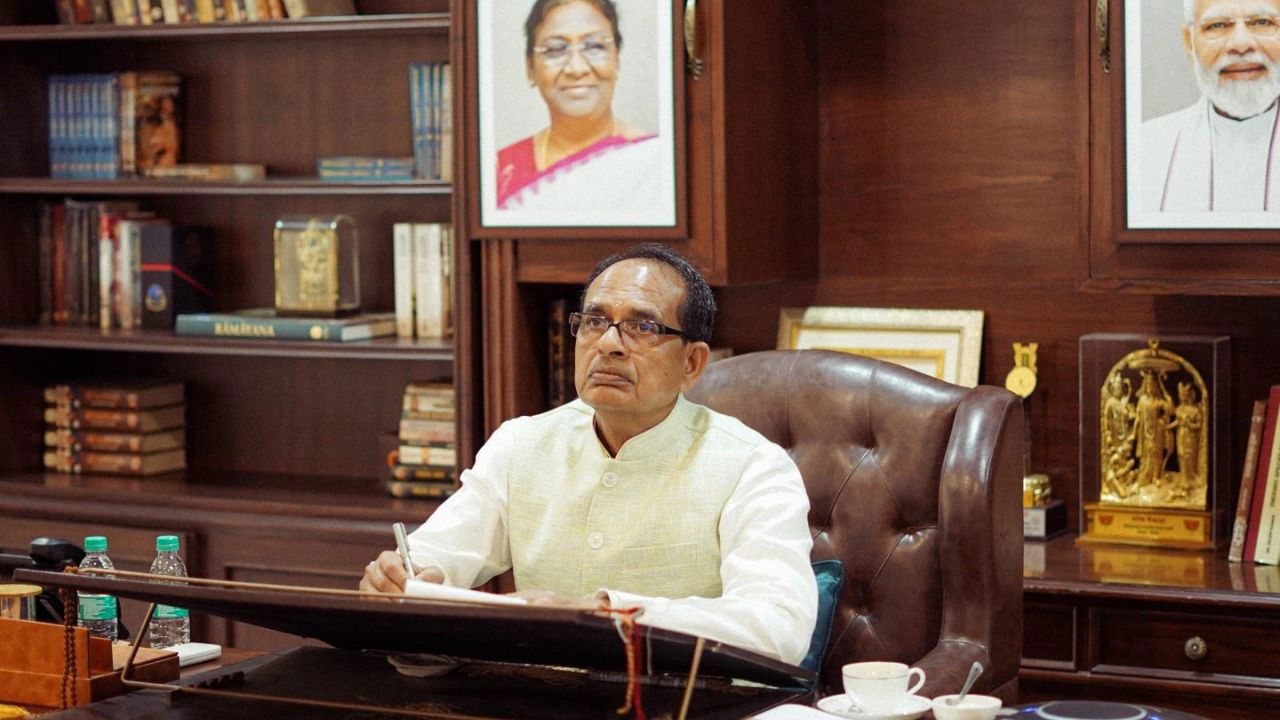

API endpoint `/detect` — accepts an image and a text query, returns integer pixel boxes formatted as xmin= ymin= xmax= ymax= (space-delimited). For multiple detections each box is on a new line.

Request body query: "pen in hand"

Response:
xmin=393 ymin=522 xmax=415 ymax=581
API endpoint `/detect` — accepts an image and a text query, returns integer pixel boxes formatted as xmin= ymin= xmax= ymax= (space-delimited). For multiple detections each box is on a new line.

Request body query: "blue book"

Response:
xmin=175 ymin=309 xmax=397 ymax=342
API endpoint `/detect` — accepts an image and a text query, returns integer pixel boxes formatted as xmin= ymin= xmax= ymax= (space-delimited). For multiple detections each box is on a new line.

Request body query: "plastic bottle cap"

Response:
xmin=156 ymin=535 xmax=180 ymax=552
xmin=83 ymin=536 xmax=107 ymax=552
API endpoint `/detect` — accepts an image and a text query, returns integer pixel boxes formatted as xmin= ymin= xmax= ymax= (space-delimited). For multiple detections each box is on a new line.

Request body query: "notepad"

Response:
xmin=403 ymin=580 xmax=530 ymax=606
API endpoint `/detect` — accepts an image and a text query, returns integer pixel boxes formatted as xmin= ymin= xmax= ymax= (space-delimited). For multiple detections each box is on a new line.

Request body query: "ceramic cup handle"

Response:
xmin=906 ymin=668 xmax=926 ymax=696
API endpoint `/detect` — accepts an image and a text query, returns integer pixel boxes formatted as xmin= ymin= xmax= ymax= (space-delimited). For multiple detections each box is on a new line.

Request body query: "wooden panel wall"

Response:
xmin=713 ymin=0 xmax=1280 ymax=532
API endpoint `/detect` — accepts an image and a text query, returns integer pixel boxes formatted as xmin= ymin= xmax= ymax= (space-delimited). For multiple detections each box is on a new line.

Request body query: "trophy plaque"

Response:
xmin=273 ymin=214 xmax=360 ymax=317
xmin=1006 ymin=343 xmax=1067 ymax=540
xmin=1078 ymin=334 xmax=1230 ymax=550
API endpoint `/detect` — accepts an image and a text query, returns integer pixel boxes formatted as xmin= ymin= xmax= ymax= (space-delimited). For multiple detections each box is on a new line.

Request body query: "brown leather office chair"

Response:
xmin=686 ymin=350 xmax=1024 ymax=701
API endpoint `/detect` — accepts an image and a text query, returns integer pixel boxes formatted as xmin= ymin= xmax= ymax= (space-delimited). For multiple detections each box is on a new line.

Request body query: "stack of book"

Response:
xmin=53 ymin=0 xmax=356 ymax=25
xmin=392 ymin=222 xmax=453 ymax=340
xmin=386 ymin=381 xmax=456 ymax=498
xmin=409 ymin=61 xmax=452 ymax=181
xmin=42 ymin=380 xmax=187 ymax=476
xmin=48 ymin=71 xmax=181 ymax=179
xmin=1230 ymin=386 xmax=1280 ymax=566
xmin=37 ymin=200 xmax=214 ymax=330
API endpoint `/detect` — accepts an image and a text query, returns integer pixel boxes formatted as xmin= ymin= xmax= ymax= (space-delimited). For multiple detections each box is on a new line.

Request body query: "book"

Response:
xmin=45 ymin=428 xmax=185 ymax=454
xmin=282 ymin=0 xmax=356 ymax=18
xmin=140 ymin=224 xmax=215 ymax=329
xmin=389 ymin=464 xmax=453 ymax=482
xmin=175 ymin=309 xmax=397 ymax=342
xmin=412 ymin=223 xmax=445 ymax=338
xmin=135 ymin=71 xmax=181 ymax=174
xmin=399 ymin=417 xmax=455 ymax=445
xmin=43 ymin=447 xmax=186 ymax=476
xmin=146 ymin=163 xmax=266 ymax=181
xmin=44 ymin=381 xmax=184 ymax=409
xmin=1229 ymin=399 xmax=1270 ymax=563
xmin=1245 ymin=385 xmax=1280 ymax=563
xmin=44 ymin=404 xmax=186 ymax=433
xmin=396 ymin=444 xmax=456 ymax=467
xmin=392 ymin=222 xmax=415 ymax=339
xmin=384 ymin=478 xmax=455 ymax=499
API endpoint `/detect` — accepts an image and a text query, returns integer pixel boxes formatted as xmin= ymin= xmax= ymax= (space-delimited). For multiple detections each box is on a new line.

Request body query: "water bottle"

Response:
xmin=77 ymin=535 xmax=118 ymax=643
xmin=147 ymin=535 xmax=190 ymax=648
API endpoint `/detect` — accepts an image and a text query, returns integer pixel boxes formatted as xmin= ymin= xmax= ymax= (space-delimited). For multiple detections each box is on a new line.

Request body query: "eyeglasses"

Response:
xmin=532 ymin=37 xmax=616 ymax=68
xmin=1196 ymin=15 xmax=1280 ymax=41
xmin=569 ymin=312 xmax=685 ymax=346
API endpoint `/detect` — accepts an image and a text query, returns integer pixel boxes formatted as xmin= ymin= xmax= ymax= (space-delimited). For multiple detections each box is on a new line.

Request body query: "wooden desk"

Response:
xmin=1021 ymin=535 xmax=1280 ymax=719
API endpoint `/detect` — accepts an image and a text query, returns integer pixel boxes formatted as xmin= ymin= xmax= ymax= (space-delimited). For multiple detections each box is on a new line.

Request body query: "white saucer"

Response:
xmin=815 ymin=694 xmax=931 ymax=720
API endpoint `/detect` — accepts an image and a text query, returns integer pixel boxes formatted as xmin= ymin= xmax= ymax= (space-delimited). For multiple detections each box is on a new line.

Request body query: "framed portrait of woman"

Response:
xmin=469 ymin=0 xmax=684 ymax=236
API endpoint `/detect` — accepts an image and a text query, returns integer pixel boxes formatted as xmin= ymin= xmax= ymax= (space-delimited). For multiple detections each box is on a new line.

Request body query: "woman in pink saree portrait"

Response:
xmin=496 ymin=0 xmax=665 ymax=212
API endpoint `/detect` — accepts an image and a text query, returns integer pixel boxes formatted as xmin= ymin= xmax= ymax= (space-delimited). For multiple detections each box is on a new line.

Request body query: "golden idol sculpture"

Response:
xmin=1083 ymin=339 xmax=1213 ymax=549
xmin=273 ymin=215 xmax=360 ymax=317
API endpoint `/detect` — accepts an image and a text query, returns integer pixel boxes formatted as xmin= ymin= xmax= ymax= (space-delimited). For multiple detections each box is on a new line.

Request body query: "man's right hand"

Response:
xmin=359 ymin=550 xmax=446 ymax=594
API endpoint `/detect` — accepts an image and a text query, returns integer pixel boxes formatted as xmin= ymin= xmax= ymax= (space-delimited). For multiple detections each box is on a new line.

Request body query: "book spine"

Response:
xmin=55 ymin=1 xmax=78 ymax=24
xmin=390 ymin=464 xmax=453 ymax=482
xmin=65 ymin=202 xmax=82 ymax=325
xmin=409 ymin=62 xmax=426 ymax=179
xmin=84 ymin=203 xmax=100 ymax=326
xmin=45 ymin=386 xmax=147 ymax=409
xmin=1255 ymin=416 xmax=1280 ymax=565
xmin=440 ymin=63 xmax=453 ymax=183
xmin=38 ymin=202 xmax=53 ymax=325
xmin=51 ymin=204 xmax=67 ymax=325
xmin=385 ymin=480 xmax=454 ymax=499
xmin=412 ymin=224 xmax=443 ymax=337
xmin=88 ymin=0 xmax=112 ymax=23
xmin=109 ymin=0 xmax=136 ymax=24
xmin=1229 ymin=399 xmax=1269 ymax=562
xmin=46 ymin=430 xmax=141 ymax=453
xmin=267 ymin=0 xmax=285 ymax=19
xmin=398 ymin=444 xmax=456 ymax=467
xmin=1244 ymin=386 xmax=1280 ymax=562
xmin=44 ymin=406 xmax=135 ymax=431
xmin=393 ymin=223 xmax=415 ymax=339
xmin=547 ymin=298 xmax=566 ymax=408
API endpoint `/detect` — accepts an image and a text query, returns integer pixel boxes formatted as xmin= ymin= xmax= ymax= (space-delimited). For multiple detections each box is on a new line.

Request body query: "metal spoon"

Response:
xmin=946 ymin=661 xmax=984 ymax=706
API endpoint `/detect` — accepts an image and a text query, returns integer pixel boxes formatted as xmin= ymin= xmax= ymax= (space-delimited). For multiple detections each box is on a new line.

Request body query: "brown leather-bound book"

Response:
xmin=1229 ymin=399 xmax=1269 ymax=563
xmin=43 ymin=447 xmax=186 ymax=476
xmin=44 ymin=404 xmax=185 ymax=433
xmin=44 ymin=380 xmax=184 ymax=409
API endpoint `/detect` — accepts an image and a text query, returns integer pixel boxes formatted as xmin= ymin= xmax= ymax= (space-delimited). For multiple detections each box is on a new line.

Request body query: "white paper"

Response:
xmin=403 ymin=579 xmax=529 ymax=606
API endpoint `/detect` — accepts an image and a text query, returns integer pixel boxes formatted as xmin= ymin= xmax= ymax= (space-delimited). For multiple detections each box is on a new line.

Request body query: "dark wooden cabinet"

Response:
xmin=0 ymin=475 xmax=438 ymax=650
xmin=0 ymin=3 xmax=482 ymax=510
xmin=1022 ymin=535 xmax=1280 ymax=719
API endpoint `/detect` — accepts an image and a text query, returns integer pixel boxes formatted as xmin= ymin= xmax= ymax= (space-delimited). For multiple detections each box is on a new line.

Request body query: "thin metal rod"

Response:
xmin=120 ymin=601 xmax=158 ymax=686
xmin=73 ymin=566 xmax=379 ymax=597
xmin=675 ymin=635 xmax=706 ymax=720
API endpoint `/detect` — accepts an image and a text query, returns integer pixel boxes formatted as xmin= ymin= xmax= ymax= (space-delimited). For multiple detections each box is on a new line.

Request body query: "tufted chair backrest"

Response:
xmin=685 ymin=350 xmax=1024 ymax=700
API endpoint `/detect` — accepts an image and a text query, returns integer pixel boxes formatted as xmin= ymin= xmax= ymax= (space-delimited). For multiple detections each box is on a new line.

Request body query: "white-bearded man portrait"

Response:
xmin=1138 ymin=0 xmax=1280 ymax=212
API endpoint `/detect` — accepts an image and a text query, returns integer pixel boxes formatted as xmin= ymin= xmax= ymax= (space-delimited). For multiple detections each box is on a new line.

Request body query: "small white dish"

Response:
xmin=815 ymin=694 xmax=931 ymax=720
xmin=931 ymin=694 xmax=1003 ymax=720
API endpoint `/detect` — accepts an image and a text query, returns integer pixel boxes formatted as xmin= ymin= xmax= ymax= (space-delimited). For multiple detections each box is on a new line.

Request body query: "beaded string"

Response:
xmin=59 ymin=572 xmax=79 ymax=709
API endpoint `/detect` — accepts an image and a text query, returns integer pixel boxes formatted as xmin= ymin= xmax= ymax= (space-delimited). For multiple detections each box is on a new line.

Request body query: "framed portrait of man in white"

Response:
xmin=1127 ymin=0 xmax=1280 ymax=229
xmin=473 ymin=0 xmax=679 ymax=232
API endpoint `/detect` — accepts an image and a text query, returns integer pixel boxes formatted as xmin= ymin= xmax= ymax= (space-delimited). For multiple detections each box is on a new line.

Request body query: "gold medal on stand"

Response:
xmin=1007 ymin=343 xmax=1066 ymax=540
xmin=1080 ymin=339 xmax=1214 ymax=550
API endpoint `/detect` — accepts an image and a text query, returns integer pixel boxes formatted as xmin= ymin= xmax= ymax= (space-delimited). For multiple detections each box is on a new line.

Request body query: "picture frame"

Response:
xmin=467 ymin=0 xmax=685 ymax=238
xmin=776 ymin=307 xmax=984 ymax=387
xmin=1124 ymin=1 xmax=1280 ymax=230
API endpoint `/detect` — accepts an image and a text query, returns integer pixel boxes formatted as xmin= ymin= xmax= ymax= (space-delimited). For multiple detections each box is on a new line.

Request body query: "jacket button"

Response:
xmin=587 ymin=532 xmax=604 ymax=549
xmin=602 ymin=472 xmax=618 ymax=488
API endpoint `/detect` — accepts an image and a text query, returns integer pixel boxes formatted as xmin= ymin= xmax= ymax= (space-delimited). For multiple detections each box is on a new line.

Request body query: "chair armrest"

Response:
xmin=913 ymin=638 xmax=988 ymax=699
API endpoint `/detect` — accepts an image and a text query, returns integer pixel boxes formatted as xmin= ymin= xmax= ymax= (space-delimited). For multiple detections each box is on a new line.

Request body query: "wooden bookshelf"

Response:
xmin=0 ymin=0 xmax=477 ymax=569
xmin=0 ymin=13 xmax=449 ymax=42
xmin=0 ymin=177 xmax=451 ymax=196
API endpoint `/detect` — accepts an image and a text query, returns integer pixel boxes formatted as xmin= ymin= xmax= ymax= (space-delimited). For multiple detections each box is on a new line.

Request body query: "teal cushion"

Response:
xmin=800 ymin=558 xmax=844 ymax=676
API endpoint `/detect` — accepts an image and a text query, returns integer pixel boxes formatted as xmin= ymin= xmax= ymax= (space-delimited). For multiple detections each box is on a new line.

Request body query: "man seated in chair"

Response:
xmin=361 ymin=243 xmax=817 ymax=665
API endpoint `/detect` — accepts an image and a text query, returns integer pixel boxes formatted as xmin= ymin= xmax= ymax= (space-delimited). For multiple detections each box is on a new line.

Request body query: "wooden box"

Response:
xmin=0 ymin=618 xmax=178 ymax=709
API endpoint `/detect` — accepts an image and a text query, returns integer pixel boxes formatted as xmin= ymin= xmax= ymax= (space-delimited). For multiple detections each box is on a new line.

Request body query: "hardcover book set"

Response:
xmin=42 ymin=380 xmax=187 ymax=476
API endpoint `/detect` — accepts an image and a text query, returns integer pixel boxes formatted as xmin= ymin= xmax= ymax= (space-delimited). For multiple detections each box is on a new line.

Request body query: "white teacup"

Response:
xmin=841 ymin=661 xmax=926 ymax=714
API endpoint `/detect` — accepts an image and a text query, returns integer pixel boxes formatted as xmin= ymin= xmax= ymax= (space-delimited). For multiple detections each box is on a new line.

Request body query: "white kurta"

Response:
xmin=1137 ymin=96 xmax=1280 ymax=212
xmin=406 ymin=395 xmax=819 ymax=665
